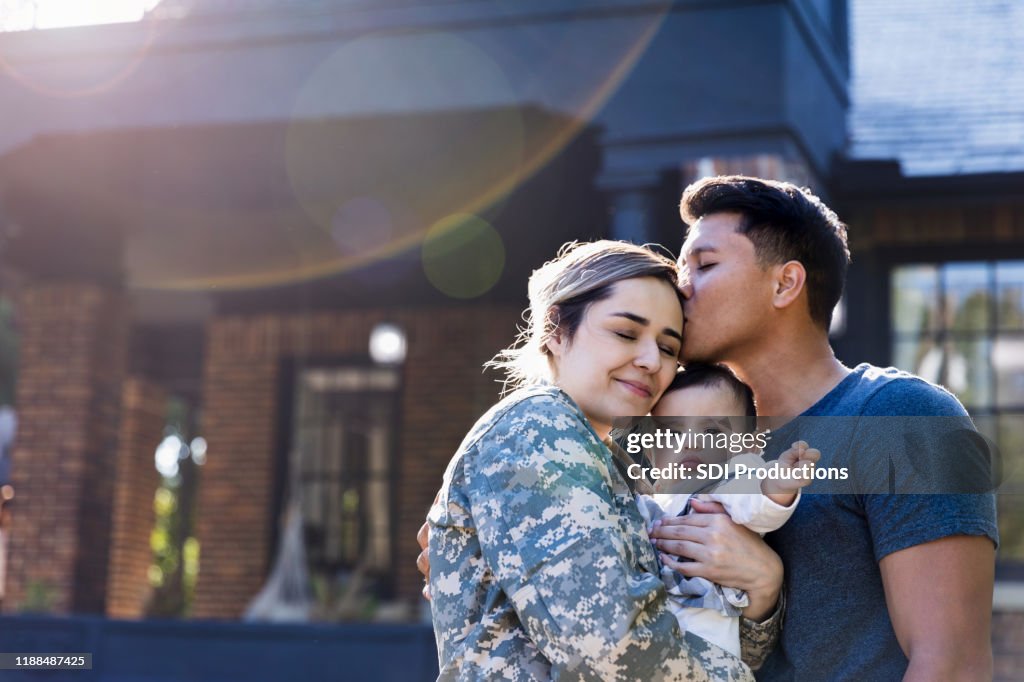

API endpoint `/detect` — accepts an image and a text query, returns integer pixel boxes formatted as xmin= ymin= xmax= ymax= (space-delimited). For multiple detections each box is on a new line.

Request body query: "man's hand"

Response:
xmin=649 ymin=498 xmax=782 ymax=621
xmin=418 ymin=492 xmax=441 ymax=600
xmin=417 ymin=520 xmax=431 ymax=600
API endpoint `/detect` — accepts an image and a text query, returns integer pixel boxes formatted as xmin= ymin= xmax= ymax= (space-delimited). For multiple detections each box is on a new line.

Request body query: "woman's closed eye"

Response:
xmin=615 ymin=331 xmax=677 ymax=357
xmin=696 ymin=262 xmax=716 ymax=271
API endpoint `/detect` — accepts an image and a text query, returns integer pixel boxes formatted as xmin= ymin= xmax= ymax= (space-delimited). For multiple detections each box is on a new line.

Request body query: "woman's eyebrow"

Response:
xmin=609 ymin=312 xmax=682 ymax=341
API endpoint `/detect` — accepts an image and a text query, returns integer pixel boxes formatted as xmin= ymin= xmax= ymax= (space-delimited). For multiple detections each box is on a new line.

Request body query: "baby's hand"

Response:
xmin=762 ymin=441 xmax=821 ymax=502
xmin=779 ymin=440 xmax=820 ymax=471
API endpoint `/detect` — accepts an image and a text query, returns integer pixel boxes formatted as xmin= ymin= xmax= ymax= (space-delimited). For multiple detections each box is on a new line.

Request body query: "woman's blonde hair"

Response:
xmin=488 ymin=240 xmax=681 ymax=392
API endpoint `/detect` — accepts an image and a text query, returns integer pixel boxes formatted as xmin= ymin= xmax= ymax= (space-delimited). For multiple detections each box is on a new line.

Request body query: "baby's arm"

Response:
xmin=761 ymin=440 xmax=820 ymax=506
xmin=701 ymin=449 xmax=816 ymax=534
xmin=702 ymin=488 xmax=796 ymax=535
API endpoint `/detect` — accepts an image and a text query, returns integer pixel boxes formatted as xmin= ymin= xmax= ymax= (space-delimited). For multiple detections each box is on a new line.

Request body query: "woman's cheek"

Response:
xmin=660 ymin=365 xmax=677 ymax=392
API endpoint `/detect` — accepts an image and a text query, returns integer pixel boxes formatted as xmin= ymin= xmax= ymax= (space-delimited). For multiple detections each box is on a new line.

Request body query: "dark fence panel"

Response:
xmin=0 ymin=616 xmax=439 ymax=682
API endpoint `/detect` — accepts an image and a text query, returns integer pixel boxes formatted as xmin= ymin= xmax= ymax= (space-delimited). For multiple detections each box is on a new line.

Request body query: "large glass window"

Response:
xmin=289 ymin=365 xmax=399 ymax=611
xmin=892 ymin=261 xmax=1024 ymax=562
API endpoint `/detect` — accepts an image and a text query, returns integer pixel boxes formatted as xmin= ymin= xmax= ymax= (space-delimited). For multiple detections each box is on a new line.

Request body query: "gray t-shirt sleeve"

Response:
xmin=864 ymin=493 xmax=998 ymax=561
xmin=858 ymin=378 xmax=999 ymax=561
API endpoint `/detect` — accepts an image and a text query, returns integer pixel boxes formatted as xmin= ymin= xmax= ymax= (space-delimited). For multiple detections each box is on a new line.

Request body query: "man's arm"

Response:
xmin=879 ymin=534 xmax=994 ymax=682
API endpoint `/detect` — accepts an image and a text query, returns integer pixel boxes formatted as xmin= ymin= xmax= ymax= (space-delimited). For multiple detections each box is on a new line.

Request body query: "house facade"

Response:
xmin=0 ymin=0 xmax=1020 ymax=675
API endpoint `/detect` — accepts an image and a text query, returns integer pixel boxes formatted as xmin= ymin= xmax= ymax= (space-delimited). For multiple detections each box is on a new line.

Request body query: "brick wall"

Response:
xmin=395 ymin=309 xmax=518 ymax=604
xmin=4 ymin=283 xmax=127 ymax=614
xmin=849 ymin=204 xmax=1024 ymax=249
xmin=106 ymin=377 xmax=166 ymax=618
xmin=192 ymin=306 xmax=519 ymax=619
xmin=191 ymin=333 xmax=278 ymax=620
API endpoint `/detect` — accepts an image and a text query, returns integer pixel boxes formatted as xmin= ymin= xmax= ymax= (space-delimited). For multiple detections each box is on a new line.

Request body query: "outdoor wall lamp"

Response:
xmin=369 ymin=323 xmax=407 ymax=365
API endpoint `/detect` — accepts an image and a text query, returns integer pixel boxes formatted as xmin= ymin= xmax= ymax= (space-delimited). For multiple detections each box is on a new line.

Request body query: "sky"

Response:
xmin=0 ymin=0 xmax=161 ymax=31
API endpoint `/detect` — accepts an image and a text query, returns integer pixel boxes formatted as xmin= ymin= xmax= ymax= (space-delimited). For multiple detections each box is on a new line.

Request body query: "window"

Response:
xmin=288 ymin=365 xmax=399 ymax=606
xmin=608 ymin=190 xmax=653 ymax=245
xmin=891 ymin=261 xmax=1024 ymax=561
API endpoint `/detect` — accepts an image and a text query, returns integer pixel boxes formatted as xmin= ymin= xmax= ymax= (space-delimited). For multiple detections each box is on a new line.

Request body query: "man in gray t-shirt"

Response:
xmin=757 ymin=363 xmax=997 ymax=680
xmin=651 ymin=176 xmax=996 ymax=680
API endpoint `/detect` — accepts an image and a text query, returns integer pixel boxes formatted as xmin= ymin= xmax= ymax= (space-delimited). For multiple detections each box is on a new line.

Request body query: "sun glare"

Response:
xmin=0 ymin=1 xmax=162 ymax=31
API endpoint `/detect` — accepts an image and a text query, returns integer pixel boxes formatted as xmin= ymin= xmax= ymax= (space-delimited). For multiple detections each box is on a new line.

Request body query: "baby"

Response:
xmin=634 ymin=362 xmax=819 ymax=658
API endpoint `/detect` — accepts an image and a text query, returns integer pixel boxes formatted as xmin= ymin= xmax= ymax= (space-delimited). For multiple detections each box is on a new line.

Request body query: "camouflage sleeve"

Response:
xmin=738 ymin=588 xmax=784 ymax=670
xmin=467 ymin=397 xmax=754 ymax=681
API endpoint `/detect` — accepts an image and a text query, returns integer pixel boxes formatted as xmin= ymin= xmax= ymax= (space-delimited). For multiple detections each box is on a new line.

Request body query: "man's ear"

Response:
xmin=772 ymin=260 xmax=807 ymax=310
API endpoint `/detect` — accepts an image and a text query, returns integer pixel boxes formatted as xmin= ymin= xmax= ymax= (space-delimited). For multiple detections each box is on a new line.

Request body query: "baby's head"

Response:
xmin=653 ymin=362 xmax=755 ymax=422
xmin=649 ymin=363 xmax=756 ymax=492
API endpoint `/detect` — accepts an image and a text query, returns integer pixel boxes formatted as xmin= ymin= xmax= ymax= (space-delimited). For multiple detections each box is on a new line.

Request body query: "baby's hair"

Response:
xmin=666 ymin=362 xmax=756 ymax=417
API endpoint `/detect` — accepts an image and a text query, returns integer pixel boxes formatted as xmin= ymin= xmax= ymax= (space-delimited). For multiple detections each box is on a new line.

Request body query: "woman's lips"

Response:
xmin=616 ymin=379 xmax=652 ymax=398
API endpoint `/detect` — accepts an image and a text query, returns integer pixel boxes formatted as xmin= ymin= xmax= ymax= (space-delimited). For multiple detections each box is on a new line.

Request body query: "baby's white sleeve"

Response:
xmin=703 ymin=453 xmax=799 ymax=534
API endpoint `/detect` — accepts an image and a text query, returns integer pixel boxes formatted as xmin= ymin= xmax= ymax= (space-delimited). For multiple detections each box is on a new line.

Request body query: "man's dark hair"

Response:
xmin=680 ymin=175 xmax=850 ymax=330
xmin=666 ymin=362 xmax=756 ymax=418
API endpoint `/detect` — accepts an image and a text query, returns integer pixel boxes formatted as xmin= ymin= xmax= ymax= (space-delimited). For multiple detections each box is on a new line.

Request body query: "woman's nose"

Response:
xmin=634 ymin=341 xmax=661 ymax=372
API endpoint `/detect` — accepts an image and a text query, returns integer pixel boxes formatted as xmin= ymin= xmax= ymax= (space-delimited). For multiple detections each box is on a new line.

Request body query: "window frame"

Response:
xmin=272 ymin=355 xmax=403 ymax=600
xmin=886 ymin=251 xmax=1024 ymax=578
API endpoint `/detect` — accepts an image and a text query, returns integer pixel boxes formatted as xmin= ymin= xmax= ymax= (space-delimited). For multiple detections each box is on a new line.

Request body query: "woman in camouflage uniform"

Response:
xmin=427 ymin=241 xmax=780 ymax=681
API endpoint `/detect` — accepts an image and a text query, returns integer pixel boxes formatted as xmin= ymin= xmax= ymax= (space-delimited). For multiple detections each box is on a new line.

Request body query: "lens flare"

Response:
xmin=422 ymin=214 xmax=505 ymax=299
xmin=128 ymin=7 xmax=671 ymax=291
xmin=0 ymin=17 xmax=160 ymax=99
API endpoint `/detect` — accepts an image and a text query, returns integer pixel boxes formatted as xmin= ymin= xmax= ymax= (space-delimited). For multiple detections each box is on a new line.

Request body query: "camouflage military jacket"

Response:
xmin=428 ymin=385 xmax=757 ymax=681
